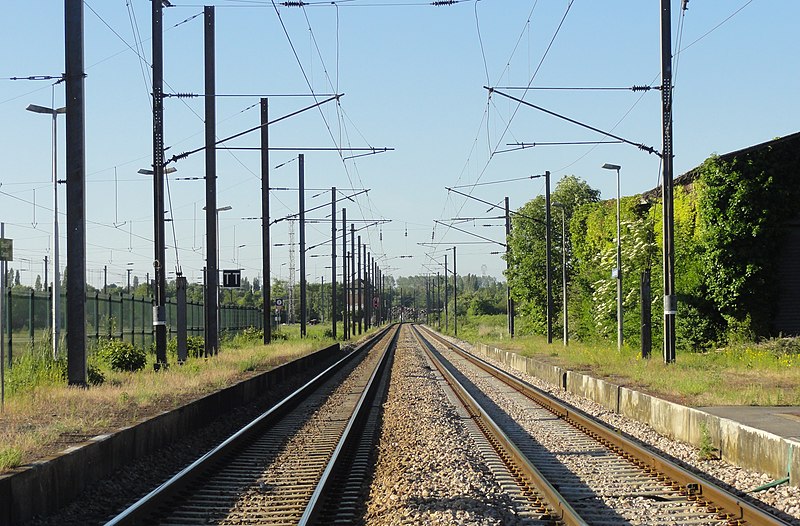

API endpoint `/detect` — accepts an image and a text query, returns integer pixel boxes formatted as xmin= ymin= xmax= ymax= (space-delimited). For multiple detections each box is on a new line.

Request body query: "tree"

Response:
xmin=505 ymin=175 xmax=600 ymax=335
xmin=35 ymin=275 xmax=43 ymax=292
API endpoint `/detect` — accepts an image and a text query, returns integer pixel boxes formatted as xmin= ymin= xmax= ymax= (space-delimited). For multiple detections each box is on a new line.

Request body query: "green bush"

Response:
xmin=166 ymin=336 xmax=206 ymax=359
xmin=97 ymin=339 xmax=147 ymax=372
xmin=271 ymin=331 xmax=288 ymax=341
xmin=86 ymin=361 xmax=106 ymax=385
xmin=240 ymin=327 xmax=263 ymax=341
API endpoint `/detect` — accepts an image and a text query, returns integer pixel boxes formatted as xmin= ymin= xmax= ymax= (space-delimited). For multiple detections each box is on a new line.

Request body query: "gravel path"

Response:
xmin=441 ymin=333 xmax=800 ymax=525
xmin=362 ymin=327 xmax=540 ymax=525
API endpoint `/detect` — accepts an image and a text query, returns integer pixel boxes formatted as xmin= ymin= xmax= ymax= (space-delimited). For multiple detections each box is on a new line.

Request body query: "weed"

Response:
xmin=698 ymin=422 xmax=718 ymax=460
xmin=0 ymin=447 xmax=23 ymax=470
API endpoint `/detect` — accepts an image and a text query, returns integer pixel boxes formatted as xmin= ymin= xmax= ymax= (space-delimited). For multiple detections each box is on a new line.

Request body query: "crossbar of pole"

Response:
xmin=271 ymin=189 xmax=369 ymax=224
xmin=221 ymin=147 xmax=393 ymax=152
xmin=167 ymin=94 xmax=342 ymax=164
xmin=485 ymin=87 xmax=661 ymax=157
xmin=446 ymin=186 xmax=545 ymax=225
xmin=433 ymin=220 xmax=506 ymax=247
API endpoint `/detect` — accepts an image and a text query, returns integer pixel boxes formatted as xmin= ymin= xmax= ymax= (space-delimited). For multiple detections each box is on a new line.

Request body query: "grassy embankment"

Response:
xmin=0 ymin=324 xmax=376 ymax=472
xmin=437 ymin=314 xmax=800 ymax=407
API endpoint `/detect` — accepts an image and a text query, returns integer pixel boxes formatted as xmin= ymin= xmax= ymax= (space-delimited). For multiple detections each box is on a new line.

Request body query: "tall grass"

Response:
xmin=455 ymin=315 xmax=800 ymax=407
xmin=0 ymin=327 xmax=340 ymax=472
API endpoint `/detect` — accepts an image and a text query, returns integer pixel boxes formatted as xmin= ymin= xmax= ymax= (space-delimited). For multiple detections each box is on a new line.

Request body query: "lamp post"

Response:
xmin=203 ymin=204 xmax=232 ymax=347
xmin=602 ymin=163 xmax=623 ymax=351
xmin=553 ymin=202 xmax=568 ymax=346
xmin=26 ymin=103 xmax=66 ymax=359
xmin=138 ymin=165 xmax=177 ymax=366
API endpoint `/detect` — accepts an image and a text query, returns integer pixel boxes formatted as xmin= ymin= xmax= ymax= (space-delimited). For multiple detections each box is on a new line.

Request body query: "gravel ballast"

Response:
xmin=363 ymin=328 xmax=537 ymax=525
xmin=440 ymin=333 xmax=800 ymax=524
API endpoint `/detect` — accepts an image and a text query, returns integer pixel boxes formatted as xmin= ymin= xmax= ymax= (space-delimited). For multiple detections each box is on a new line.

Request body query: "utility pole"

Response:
xmin=260 ymin=98 xmax=271 ymax=344
xmin=545 ymin=170 xmax=553 ymax=344
xmin=65 ymin=0 xmax=87 ymax=385
xmin=452 ymin=246 xmax=457 ymax=337
xmin=203 ymin=6 xmax=218 ymax=357
xmin=437 ymin=271 xmax=441 ymax=329
xmin=426 ymin=275 xmax=430 ymax=325
xmin=299 ymin=154 xmax=307 ymax=337
xmin=357 ymin=237 xmax=362 ymax=335
xmin=505 ymin=196 xmax=515 ymax=338
xmin=350 ymin=224 xmax=355 ymax=337
xmin=661 ymin=0 xmax=677 ymax=363
xmin=342 ymin=208 xmax=348 ymax=339
xmin=44 ymin=255 xmax=49 ymax=333
xmin=444 ymin=254 xmax=448 ymax=332
xmin=365 ymin=250 xmax=371 ymax=330
xmin=330 ymin=187 xmax=337 ymax=339
xmin=151 ymin=0 xmax=168 ymax=368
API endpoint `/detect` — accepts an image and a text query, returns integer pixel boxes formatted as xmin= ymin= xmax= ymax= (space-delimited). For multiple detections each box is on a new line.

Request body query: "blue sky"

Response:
xmin=1 ymin=0 xmax=798 ymax=290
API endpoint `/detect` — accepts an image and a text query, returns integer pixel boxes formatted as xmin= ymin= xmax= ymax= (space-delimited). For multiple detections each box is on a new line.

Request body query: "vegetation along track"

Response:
xmin=105 ymin=324 xmax=399 ymax=526
xmin=413 ymin=324 xmax=793 ymax=526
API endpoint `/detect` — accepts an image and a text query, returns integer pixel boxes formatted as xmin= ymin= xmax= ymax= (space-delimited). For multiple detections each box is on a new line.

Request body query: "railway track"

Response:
xmin=101 ymin=323 xmax=792 ymax=525
xmin=412 ymin=324 xmax=793 ymax=526
xmin=105 ymin=325 xmax=399 ymax=526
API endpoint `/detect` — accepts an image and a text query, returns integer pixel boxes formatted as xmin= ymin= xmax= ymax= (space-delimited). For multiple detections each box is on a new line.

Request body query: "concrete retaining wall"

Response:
xmin=474 ymin=343 xmax=799 ymax=487
xmin=0 ymin=343 xmax=341 ymax=526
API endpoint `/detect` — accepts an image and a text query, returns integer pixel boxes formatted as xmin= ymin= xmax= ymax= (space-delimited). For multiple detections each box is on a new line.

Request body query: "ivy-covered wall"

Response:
xmin=508 ymin=133 xmax=800 ymax=350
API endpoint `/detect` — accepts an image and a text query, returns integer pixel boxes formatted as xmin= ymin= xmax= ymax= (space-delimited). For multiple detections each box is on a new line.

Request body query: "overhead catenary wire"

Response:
xmin=432 ymin=1 xmax=573 ymax=262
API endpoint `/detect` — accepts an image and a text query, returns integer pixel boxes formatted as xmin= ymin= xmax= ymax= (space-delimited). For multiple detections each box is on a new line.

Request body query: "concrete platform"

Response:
xmin=473 ymin=342 xmax=800 ymax=487
xmin=699 ymin=406 xmax=800 ymax=442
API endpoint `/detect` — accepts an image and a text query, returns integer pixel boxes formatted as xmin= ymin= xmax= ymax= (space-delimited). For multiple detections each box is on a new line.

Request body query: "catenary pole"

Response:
xmin=505 ymin=196 xmax=515 ymax=338
xmin=350 ymin=224 xmax=355 ymax=336
xmin=65 ymin=0 xmax=87 ymax=385
xmin=151 ymin=0 xmax=168 ymax=368
xmin=452 ymin=247 xmax=457 ymax=337
xmin=331 ymin=187 xmax=337 ymax=339
xmin=261 ymin=98 xmax=271 ymax=344
xmin=357 ymin=236 xmax=362 ymax=334
xmin=545 ymin=170 xmax=553 ymax=344
xmin=444 ymin=254 xmax=448 ymax=332
xmin=342 ymin=208 xmax=348 ymax=339
xmin=661 ymin=0 xmax=677 ymax=363
xmin=203 ymin=6 xmax=219 ymax=357
xmin=299 ymin=154 xmax=306 ymax=337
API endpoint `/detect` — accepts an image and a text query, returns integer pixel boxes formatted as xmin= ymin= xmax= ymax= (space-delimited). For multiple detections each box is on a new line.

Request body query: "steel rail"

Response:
xmin=299 ymin=324 xmax=400 ymax=525
xmin=418 ymin=325 xmax=793 ymax=526
xmin=105 ymin=325 xmax=395 ymax=526
xmin=410 ymin=325 xmax=587 ymax=526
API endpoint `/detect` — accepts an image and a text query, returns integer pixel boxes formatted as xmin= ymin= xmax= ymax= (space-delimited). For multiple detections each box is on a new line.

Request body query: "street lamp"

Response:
xmin=602 ymin=163 xmax=623 ymax=351
xmin=27 ymin=103 xmax=66 ymax=359
xmin=552 ymin=202 xmax=568 ymax=346
xmin=236 ymin=244 xmax=246 ymax=268
xmin=137 ymin=167 xmax=177 ymax=176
